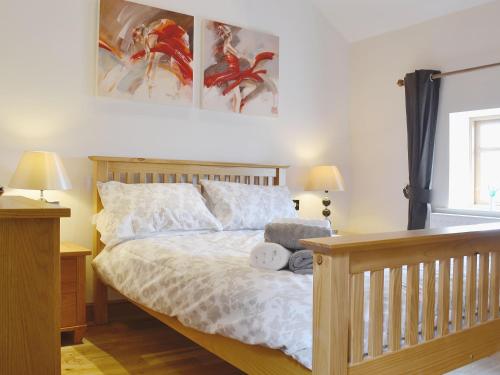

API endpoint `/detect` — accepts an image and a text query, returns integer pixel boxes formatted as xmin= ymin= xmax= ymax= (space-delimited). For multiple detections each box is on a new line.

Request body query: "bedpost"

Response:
xmin=312 ymin=252 xmax=349 ymax=375
xmin=91 ymin=158 xmax=109 ymax=324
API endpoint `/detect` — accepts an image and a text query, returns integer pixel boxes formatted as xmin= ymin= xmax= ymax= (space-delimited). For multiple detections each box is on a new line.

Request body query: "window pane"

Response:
xmin=478 ymin=150 xmax=500 ymax=202
xmin=479 ymin=120 xmax=500 ymax=148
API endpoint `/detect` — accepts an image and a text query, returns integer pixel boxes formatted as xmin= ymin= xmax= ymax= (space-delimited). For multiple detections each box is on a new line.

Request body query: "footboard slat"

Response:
xmin=452 ymin=257 xmax=464 ymax=332
xmin=350 ymin=273 xmax=364 ymax=364
xmin=438 ymin=259 xmax=451 ymax=336
xmin=466 ymin=255 xmax=478 ymax=328
xmin=388 ymin=268 xmax=402 ymax=351
xmin=368 ymin=270 xmax=384 ymax=357
xmin=422 ymin=262 xmax=436 ymax=341
xmin=405 ymin=265 xmax=419 ymax=346
xmin=491 ymin=253 xmax=500 ymax=319
xmin=479 ymin=254 xmax=490 ymax=322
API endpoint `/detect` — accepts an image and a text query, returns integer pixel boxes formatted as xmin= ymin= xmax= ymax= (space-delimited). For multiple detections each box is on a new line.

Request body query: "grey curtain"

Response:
xmin=403 ymin=70 xmax=441 ymax=230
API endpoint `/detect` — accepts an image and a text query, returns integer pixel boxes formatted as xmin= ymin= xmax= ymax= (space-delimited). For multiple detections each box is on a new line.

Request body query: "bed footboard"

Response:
xmin=303 ymin=223 xmax=500 ymax=375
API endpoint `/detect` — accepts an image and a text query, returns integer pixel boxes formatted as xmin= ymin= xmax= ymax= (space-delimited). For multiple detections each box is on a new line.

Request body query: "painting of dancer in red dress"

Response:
xmin=97 ymin=0 xmax=194 ymax=105
xmin=203 ymin=21 xmax=279 ymax=117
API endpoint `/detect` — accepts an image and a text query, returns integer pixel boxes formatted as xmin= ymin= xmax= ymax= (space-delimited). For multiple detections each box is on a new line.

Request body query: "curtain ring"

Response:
xmin=429 ymin=74 xmax=434 ymax=82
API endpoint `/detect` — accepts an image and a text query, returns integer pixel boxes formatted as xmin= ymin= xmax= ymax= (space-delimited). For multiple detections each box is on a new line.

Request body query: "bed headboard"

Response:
xmin=89 ymin=156 xmax=289 ymax=255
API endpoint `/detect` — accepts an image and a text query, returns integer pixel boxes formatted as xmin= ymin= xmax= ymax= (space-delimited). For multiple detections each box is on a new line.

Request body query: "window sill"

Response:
xmin=430 ymin=207 xmax=500 ymax=228
xmin=433 ymin=206 xmax=500 ymax=219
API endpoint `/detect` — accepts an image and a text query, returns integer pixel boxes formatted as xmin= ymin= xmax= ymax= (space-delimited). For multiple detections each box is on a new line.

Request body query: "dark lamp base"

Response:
xmin=322 ymin=193 xmax=333 ymax=223
xmin=322 ymin=208 xmax=331 ymax=218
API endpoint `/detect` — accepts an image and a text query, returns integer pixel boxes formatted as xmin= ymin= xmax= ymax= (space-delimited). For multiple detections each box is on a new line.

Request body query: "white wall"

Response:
xmin=0 ymin=0 xmax=351 ymax=300
xmin=349 ymin=1 xmax=500 ymax=233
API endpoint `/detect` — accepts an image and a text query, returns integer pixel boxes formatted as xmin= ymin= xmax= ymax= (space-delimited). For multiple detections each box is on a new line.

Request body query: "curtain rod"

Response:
xmin=397 ymin=61 xmax=500 ymax=87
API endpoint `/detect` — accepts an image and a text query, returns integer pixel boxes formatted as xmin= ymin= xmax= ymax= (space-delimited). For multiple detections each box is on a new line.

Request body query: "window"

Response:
xmin=474 ymin=118 xmax=500 ymax=205
xmin=449 ymin=108 xmax=500 ymax=211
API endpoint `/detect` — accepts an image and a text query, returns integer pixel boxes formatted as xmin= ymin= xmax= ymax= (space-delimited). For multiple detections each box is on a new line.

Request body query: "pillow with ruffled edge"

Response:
xmin=95 ymin=181 xmax=222 ymax=245
xmin=201 ymin=180 xmax=298 ymax=230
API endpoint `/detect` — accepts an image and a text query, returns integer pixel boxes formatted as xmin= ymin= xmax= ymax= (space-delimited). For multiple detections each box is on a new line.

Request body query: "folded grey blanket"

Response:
xmin=289 ymin=250 xmax=313 ymax=275
xmin=264 ymin=222 xmax=333 ymax=250
xmin=272 ymin=218 xmax=331 ymax=228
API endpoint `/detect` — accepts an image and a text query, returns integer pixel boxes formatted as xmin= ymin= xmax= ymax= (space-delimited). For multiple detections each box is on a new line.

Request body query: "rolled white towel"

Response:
xmin=249 ymin=242 xmax=292 ymax=271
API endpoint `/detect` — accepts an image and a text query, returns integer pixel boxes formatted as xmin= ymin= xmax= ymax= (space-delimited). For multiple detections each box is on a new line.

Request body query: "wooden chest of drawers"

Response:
xmin=0 ymin=197 xmax=70 ymax=375
xmin=60 ymin=242 xmax=91 ymax=344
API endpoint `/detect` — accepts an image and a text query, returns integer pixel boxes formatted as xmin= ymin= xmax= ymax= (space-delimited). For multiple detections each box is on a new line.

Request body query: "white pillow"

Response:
xmin=94 ymin=210 xmax=135 ymax=247
xmin=200 ymin=180 xmax=298 ymax=230
xmin=96 ymin=181 xmax=222 ymax=245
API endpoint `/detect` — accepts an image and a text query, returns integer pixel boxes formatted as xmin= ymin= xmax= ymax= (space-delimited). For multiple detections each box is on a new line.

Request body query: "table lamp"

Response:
xmin=9 ymin=151 xmax=72 ymax=202
xmin=306 ymin=165 xmax=345 ymax=223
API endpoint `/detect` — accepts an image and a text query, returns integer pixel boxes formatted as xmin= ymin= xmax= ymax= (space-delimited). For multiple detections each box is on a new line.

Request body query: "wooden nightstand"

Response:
xmin=60 ymin=242 xmax=91 ymax=344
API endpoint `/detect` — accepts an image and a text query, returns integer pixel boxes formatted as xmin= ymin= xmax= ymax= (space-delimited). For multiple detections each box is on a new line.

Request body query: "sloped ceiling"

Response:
xmin=310 ymin=0 xmax=495 ymax=42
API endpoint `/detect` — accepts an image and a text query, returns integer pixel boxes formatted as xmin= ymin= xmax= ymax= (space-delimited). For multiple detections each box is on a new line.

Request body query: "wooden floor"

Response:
xmin=62 ymin=303 xmax=500 ymax=375
xmin=61 ymin=320 xmax=244 ymax=374
xmin=62 ymin=303 xmax=243 ymax=375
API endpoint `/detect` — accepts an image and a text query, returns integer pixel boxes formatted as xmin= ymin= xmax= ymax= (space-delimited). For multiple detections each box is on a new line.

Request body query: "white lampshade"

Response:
xmin=306 ymin=165 xmax=345 ymax=192
xmin=9 ymin=151 xmax=72 ymax=191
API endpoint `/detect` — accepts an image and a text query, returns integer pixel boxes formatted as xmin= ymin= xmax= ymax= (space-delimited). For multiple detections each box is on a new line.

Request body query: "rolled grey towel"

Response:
xmin=289 ymin=250 xmax=313 ymax=275
xmin=264 ymin=222 xmax=333 ymax=250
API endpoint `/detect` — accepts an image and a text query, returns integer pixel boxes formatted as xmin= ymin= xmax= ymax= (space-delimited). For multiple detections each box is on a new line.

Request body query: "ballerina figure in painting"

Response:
xmin=204 ymin=23 xmax=278 ymax=115
xmin=98 ymin=18 xmax=193 ymax=101
xmin=131 ymin=19 xmax=193 ymax=98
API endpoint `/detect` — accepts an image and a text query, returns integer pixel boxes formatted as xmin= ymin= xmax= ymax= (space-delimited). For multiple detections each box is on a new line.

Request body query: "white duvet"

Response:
xmin=93 ymin=230 xmax=314 ymax=369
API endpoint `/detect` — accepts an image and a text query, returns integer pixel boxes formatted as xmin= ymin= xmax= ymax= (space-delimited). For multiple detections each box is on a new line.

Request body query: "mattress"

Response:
xmin=93 ymin=230 xmax=314 ymax=369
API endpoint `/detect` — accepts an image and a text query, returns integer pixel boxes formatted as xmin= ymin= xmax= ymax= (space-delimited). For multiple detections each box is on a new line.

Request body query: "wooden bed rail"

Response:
xmin=302 ymin=223 xmax=500 ymax=375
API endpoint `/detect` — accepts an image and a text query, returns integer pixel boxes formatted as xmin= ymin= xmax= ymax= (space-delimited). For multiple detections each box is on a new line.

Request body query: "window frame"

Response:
xmin=472 ymin=115 xmax=500 ymax=205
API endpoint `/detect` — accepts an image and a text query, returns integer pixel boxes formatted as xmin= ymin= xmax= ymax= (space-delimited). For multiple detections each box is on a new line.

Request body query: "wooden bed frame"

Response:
xmin=90 ymin=156 xmax=500 ymax=375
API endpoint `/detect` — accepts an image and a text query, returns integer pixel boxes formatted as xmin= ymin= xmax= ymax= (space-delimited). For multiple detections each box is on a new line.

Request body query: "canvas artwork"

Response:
xmin=97 ymin=0 xmax=194 ymax=105
xmin=202 ymin=21 xmax=280 ymax=117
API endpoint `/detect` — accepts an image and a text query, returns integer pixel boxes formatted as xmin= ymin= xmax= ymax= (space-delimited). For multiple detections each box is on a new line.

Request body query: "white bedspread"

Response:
xmin=93 ymin=230 xmax=314 ymax=369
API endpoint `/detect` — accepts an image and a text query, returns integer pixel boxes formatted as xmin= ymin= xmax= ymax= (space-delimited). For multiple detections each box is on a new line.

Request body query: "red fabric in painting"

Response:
xmin=205 ymin=52 xmax=275 ymax=95
xmin=131 ymin=22 xmax=193 ymax=82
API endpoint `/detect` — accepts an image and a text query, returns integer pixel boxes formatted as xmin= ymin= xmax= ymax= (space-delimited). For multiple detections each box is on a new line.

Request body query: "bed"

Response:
xmin=90 ymin=156 xmax=500 ymax=375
